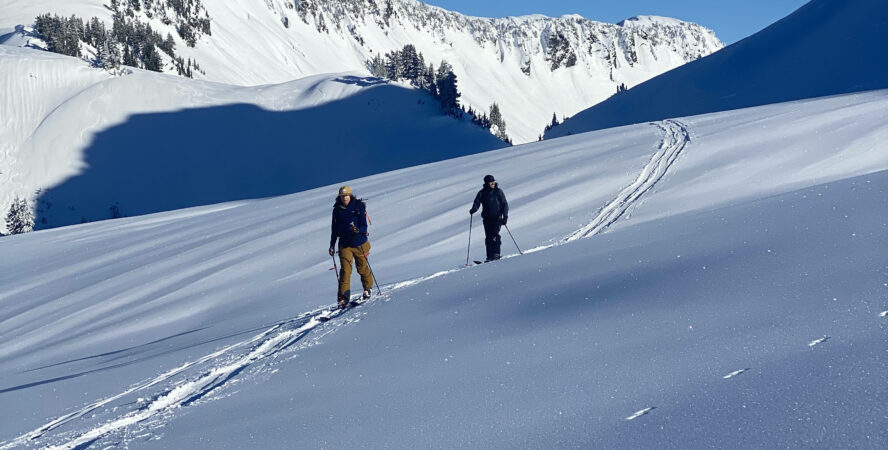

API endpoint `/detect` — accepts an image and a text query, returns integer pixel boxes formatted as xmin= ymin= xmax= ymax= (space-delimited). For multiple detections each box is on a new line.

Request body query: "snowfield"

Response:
xmin=0 ymin=45 xmax=506 ymax=232
xmin=1 ymin=89 xmax=886 ymax=448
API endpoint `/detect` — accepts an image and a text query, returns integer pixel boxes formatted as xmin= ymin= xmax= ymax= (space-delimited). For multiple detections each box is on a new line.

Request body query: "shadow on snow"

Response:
xmin=34 ymin=82 xmax=504 ymax=229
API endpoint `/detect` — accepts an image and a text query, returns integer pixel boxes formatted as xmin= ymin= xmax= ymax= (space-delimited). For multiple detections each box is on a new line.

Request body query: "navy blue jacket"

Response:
xmin=470 ymin=185 xmax=508 ymax=222
xmin=330 ymin=196 xmax=369 ymax=249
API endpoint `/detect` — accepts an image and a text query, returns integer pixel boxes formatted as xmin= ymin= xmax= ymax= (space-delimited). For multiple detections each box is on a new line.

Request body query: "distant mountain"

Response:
xmin=0 ymin=46 xmax=506 ymax=231
xmin=546 ymin=0 xmax=888 ymax=138
xmin=0 ymin=0 xmax=723 ymax=143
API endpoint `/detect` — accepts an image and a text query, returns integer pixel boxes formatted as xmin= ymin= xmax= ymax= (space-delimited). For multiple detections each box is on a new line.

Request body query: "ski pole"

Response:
xmin=331 ymin=252 xmax=340 ymax=283
xmin=365 ymin=254 xmax=383 ymax=295
xmin=504 ymin=224 xmax=523 ymax=255
xmin=466 ymin=214 xmax=473 ymax=266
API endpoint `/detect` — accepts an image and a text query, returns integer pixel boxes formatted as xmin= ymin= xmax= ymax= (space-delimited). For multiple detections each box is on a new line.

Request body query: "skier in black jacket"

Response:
xmin=469 ymin=174 xmax=509 ymax=261
xmin=329 ymin=185 xmax=373 ymax=308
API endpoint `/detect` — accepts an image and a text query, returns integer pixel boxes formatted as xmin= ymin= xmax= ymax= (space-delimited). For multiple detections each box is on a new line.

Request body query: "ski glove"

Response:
xmin=350 ymin=224 xmax=359 ymax=235
xmin=328 ymin=247 xmax=335 ymax=256
xmin=502 ymin=216 xmax=508 ymax=225
xmin=469 ymin=207 xmax=476 ymax=215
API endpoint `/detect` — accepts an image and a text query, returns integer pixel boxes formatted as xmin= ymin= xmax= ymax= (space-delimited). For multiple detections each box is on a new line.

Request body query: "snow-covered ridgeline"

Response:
xmin=0 ymin=0 xmax=723 ymax=142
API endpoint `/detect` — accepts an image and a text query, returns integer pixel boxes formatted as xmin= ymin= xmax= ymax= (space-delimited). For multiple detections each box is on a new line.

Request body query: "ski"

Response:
xmin=472 ymin=258 xmax=500 ymax=265
xmin=318 ymin=299 xmax=364 ymax=322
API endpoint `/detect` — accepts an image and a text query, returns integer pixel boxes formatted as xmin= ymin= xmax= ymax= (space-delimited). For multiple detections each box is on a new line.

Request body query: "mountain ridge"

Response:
xmin=546 ymin=0 xmax=888 ymax=138
xmin=0 ymin=0 xmax=723 ymax=142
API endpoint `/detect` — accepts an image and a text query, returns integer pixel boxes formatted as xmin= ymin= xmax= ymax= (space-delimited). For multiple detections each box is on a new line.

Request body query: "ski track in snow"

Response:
xmin=625 ymin=407 xmax=656 ymax=420
xmin=3 ymin=115 xmax=863 ymax=445
xmin=0 ymin=119 xmax=721 ymax=447
xmin=512 ymin=119 xmax=691 ymax=257
xmin=1 ymin=120 xmax=695 ymax=448
xmin=723 ymin=368 xmax=750 ymax=380
xmin=565 ymin=119 xmax=692 ymax=242
xmin=0 ymin=267 xmax=465 ymax=449
xmin=808 ymin=336 xmax=830 ymax=348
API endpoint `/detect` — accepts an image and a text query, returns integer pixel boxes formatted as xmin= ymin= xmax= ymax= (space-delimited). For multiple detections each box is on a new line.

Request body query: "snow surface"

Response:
xmin=548 ymin=0 xmax=888 ymax=138
xmin=1 ymin=89 xmax=886 ymax=448
xmin=0 ymin=45 xmax=506 ymax=232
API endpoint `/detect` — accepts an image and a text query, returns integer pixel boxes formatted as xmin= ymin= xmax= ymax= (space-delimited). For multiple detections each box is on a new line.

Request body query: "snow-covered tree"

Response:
xmin=384 ymin=50 xmax=401 ymax=80
xmin=96 ymin=39 xmax=113 ymax=68
xmin=6 ymin=197 xmax=35 ymax=235
xmin=489 ymin=102 xmax=509 ymax=142
xmin=366 ymin=53 xmax=386 ymax=78
xmin=399 ymin=44 xmax=422 ymax=84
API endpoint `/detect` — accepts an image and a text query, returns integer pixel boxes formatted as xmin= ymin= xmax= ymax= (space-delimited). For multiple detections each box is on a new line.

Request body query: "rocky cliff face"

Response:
xmin=248 ymin=0 xmax=723 ymax=141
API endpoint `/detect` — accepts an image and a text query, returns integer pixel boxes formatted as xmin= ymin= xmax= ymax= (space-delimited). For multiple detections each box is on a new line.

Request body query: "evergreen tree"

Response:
xmin=543 ymin=112 xmax=562 ymax=134
xmin=86 ymin=17 xmax=106 ymax=47
xmin=399 ymin=44 xmax=421 ymax=84
xmin=6 ymin=197 xmax=34 ymax=235
xmin=383 ymin=0 xmax=394 ymax=25
xmin=366 ymin=53 xmax=386 ymax=78
xmin=414 ymin=51 xmax=426 ymax=87
xmin=384 ymin=50 xmax=400 ymax=80
xmin=122 ymin=45 xmax=137 ymax=67
xmin=34 ymin=2 xmax=208 ymax=73
xmin=162 ymin=32 xmax=176 ymax=55
xmin=489 ymin=102 xmax=509 ymax=141
xmin=142 ymin=43 xmax=162 ymax=72
xmin=96 ymin=39 xmax=113 ymax=68
xmin=423 ymin=63 xmax=437 ymax=97
xmin=106 ymin=35 xmax=122 ymax=68
xmin=489 ymin=103 xmax=503 ymax=130
xmin=435 ymin=60 xmax=460 ymax=114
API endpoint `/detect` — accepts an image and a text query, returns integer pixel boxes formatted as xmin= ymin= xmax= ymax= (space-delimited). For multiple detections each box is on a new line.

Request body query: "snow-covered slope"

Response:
xmin=0 ymin=0 xmax=723 ymax=143
xmin=547 ymin=0 xmax=888 ymax=138
xmin=1 ymin=89 xmax=886 ymax=448
xmin=0 ymin=45 xmax=506 ymax=231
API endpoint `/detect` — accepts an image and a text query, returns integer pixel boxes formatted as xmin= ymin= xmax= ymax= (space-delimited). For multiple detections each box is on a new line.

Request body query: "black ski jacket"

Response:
xmin=470 ymin=185 xmax=508 ymax=223
xmin=330 ymin=195 xmax=369 ymax=249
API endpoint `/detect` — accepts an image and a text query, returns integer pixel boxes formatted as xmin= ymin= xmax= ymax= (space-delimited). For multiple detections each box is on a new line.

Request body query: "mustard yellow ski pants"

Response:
xmin=338 ymin=241 xmax=373 ymax=299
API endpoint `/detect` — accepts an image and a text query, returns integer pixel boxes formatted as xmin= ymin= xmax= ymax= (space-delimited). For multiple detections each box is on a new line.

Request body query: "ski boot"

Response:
xmin=338 ymin=291 xmax=350 ymax=309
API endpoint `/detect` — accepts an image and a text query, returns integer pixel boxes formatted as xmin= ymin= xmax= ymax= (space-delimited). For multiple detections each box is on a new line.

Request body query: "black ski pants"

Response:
xmin=482 ymin=217 xmax=502 ymax=260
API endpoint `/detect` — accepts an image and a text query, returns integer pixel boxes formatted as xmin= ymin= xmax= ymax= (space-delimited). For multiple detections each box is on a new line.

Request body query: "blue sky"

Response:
xmin=423 ymin=0 xmax=810 ymax=44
